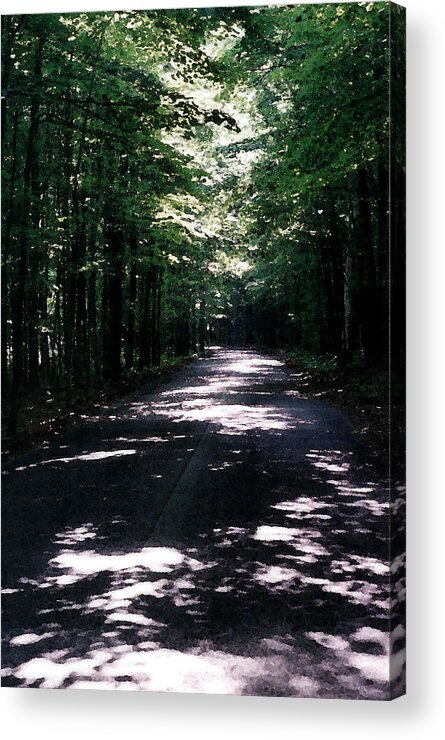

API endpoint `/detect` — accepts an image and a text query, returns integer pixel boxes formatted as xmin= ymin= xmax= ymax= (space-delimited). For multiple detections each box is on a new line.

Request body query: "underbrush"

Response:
xmin=2 ymin=354 xmax=196 ymax=459
xmin=283 ymin=349 xmax=339 ymax=380
xmin=281 ymin=347 xmax=394 ymax=466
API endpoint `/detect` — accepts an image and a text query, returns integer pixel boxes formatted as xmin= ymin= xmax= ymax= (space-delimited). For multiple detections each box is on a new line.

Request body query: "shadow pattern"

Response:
xmin=1 ymin=349 xmax=405 ymax=699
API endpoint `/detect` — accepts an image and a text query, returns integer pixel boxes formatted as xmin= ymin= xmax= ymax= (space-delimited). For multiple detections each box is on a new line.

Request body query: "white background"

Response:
xmin=1 ymin=0 xmax=444 ymax=737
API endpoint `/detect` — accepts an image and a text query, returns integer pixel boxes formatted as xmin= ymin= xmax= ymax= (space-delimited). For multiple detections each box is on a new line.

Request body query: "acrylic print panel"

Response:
xmin=1 ymin=2 xmax=406 ymax=699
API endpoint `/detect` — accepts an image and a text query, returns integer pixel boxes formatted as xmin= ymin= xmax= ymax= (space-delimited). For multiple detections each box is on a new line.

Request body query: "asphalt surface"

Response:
xmin=1 ymin=348 xmax=404 ymax=698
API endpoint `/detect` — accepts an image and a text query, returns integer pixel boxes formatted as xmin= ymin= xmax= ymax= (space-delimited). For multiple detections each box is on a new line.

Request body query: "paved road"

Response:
xmin=1 ymin=348 xmax=402 ymax=698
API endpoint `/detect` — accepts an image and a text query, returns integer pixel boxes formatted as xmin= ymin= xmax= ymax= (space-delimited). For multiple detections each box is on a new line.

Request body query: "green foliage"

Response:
xmin=1 ymin=3 xmax=404 ymax=434
xmin=284 ymin=348 xmax=338 ymax=377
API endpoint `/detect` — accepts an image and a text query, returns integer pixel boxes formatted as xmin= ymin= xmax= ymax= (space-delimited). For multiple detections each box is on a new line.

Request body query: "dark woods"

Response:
xmin=1 ymin=5 xmax=405 ymax=438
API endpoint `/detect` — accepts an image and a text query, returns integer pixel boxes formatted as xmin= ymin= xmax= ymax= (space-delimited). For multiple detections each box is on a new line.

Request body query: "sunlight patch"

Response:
xmin=15 ymin=449 xmax=137 ymax=471
xmin=10 ymin=632 xmax=56 ymax=647
xmin=50 ymin=547 xmax=189 ymax=581
xmin=253 ymin=525 xmax=299 ymax=542
xmin=254 ymin=565 xmax=298 ymax=586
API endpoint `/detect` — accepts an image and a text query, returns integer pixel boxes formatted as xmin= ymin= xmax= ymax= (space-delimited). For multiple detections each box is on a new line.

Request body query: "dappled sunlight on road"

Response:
xmin=159 ymin=378 xmax=249 ymax=397
xmin=151 ymin=400 xmax=295 ymax=434
xmin=306 ymin=629 xmax=391 ymax=684
xmin=2 ymin=349 xmax=404 ymax=698
xmin=306 ymin=449 xmax=390 ymax=519
xmin=1 ymin=499 xmax=397 ymax=698
xmin=49 ymin=546 xmax=199 ymax=582
xmin=220 ymin=356 xmax=282 ymax=374
xmin=3 ymin=448 xmax=397 ymax=698
xmin=8 ymin=638 xmax=325 ymax=695
xmin=127 ymin=348 xmax=308 ymax=435
xmin=14 ymin=449 xmax=137 ymax=472
xmin=54 ymin=523 xmax=97 ymax=547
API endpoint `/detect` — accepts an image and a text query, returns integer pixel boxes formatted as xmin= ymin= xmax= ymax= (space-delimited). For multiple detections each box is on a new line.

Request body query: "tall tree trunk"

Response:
xmin=8 ymin=34 xmax=45 ymax=435
xmin=2 ymin=109 xmax=20 ymax=391
xmin=375 ymin=161 xmax=390 ymax=353
xmin=66 ymin=34 xmax=104 ymax=390
xmin=1 ymin=17 xmax=22 ymax=145
xmin=103 ymin=214 xmax=124 ymax=380
xmin=27 ymin=145 xmax=43 ymax=389
xmin=198 ymin=294 xmax=206 ymax=355
xmin=125 ymin=227 xmax=138 ymax=370
xmin=52 ymin=262 xmax=63 ymax=384
xmin=356 ymin=167 xmax=380 ymax=363
xmin=87 ymin=268 xmax=98 ymax=380
xmin=101 ymin=267 xmax=110 ymax=379
xmin=324 ymin=208 xmax=346 ymax=359
xmin=138 ymin=265 xmax=153 ymax=370
xmin=73 ymin=205 xmax=88 ymax=386
xmin=150 ymin=268 xmax=162 ymax=366
xmin=39 ymin=261 xmax=50 ymax=388
xmin=61 ymin=87 xmax=74 ymax=394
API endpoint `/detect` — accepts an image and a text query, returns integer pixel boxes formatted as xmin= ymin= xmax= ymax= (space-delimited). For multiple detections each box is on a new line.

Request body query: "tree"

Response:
xmin=2 ymin=4 xmax=403 ymax=436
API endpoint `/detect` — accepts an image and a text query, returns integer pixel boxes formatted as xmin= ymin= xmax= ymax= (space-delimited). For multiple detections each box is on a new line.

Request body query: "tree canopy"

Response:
xmin=1 ymin=3 xmax=405 ymax=436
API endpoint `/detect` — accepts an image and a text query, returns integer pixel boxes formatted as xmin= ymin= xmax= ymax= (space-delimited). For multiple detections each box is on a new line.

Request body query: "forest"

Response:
xmin=1 ymin=3 xmax=405 ymax=441
xmin=1 ymin=3 xmax=406 ymax=699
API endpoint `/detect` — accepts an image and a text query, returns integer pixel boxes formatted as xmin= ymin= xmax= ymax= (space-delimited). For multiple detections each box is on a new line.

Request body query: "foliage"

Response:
xmin=1 ymin=4 xmax=405 ymax=436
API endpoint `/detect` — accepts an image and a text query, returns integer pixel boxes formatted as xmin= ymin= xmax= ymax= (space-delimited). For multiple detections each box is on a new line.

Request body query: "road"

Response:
xmin=1 ymin=348 xmax=402 ymax=699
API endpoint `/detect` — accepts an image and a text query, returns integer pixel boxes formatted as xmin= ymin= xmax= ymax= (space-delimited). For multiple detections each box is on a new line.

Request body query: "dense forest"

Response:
xmin=1 ymin=3 xmax=405 ymax=438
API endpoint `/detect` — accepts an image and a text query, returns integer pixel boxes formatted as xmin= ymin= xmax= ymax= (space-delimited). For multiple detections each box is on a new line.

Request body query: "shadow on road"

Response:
xmin=1 ymin=349 xmax=405 ymax=698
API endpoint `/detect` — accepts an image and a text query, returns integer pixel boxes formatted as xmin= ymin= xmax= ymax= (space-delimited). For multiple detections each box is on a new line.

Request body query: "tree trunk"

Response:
xmin=27 ymin=146 xmax=43 ymax=389
xmin=138 ymin=265 xmax=153 ymax=370
xmin=174 ymin=316 xmax=190 ymax=357
xmin=198 ymin=295 xmax=206 ymax=355
xmin=151 ymin=268 xmax=162 ymax=366
xmin=8 ymin=34 xmax=45 ymax=435
xmin=356 ymin=167 xmax=380 ymax=363
xmin=101 ymin=266 xmax=110 ymax=379
xmin=1 ymin=17 xmax=22 ymax=145
xmin=61 ymin=88 xmax=74 ymax=394
xmin=87 ymin=265 xmax=99 ymax=381
xmin=125 ymin=228 xmax=138 ymax=370
xmin=73 ymin=207 xmax=88 ymax=386
xmin=103 ymin=214 xmax=124 ymax=380
xmin=39 ymin=262 xmax=50 ymax=388
xmin=2 ymin=109 xmax=19 ymax=391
